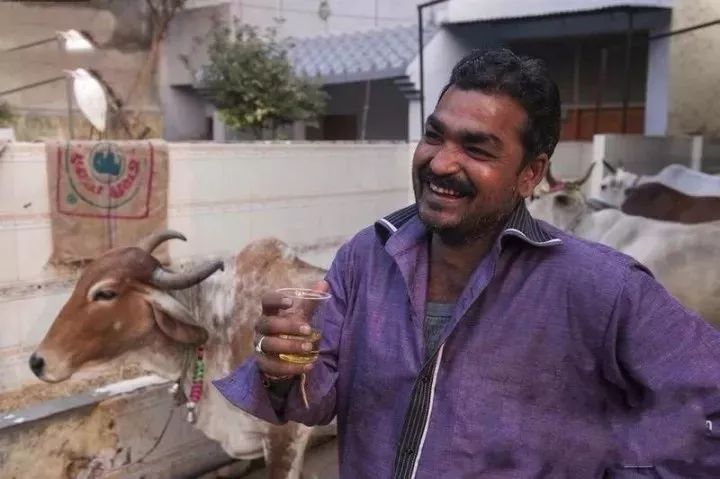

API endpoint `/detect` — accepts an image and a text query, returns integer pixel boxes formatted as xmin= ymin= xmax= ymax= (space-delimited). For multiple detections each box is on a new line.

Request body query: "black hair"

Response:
xmin=439 ymin=48 xmax=561 ymax=162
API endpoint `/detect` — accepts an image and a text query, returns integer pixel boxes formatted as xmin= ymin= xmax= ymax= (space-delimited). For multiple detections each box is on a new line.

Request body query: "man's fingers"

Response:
xmin=256 ymin=353 xmax=314 ymax=378
xmin=257 ymin=316 xmax=312 ymax=336
xmin=260 ymin=335 xmax=314 ymax=355
xmin=261 ymin=291 xmax=293 ymax=316
xmin=312 ymin=280 xmax=329 ymax=294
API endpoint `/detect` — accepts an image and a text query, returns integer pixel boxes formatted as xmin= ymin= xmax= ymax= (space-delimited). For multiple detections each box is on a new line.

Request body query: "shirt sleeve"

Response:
xmin=604 ymin=264 xmax=720 ymax=476
xmin=212 ymin=241 xmax=352 ymax=426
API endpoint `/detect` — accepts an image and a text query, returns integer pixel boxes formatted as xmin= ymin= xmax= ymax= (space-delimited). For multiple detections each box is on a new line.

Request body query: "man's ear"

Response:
xmin=151 ymin=304 xmax=208 ymax=345
xmin=517 ymin=154 xmax=549 ymax=199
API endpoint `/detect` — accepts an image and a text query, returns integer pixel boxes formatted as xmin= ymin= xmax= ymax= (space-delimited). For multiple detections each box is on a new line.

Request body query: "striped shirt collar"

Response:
xmin=375 ymin=202 xmax=561 ymax=248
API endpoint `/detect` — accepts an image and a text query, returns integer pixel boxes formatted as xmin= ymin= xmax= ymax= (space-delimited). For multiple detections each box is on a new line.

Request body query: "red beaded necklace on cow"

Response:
xmin=169 ymin=345 xmax=206 ymax=424
xmin=186 ymin=345 xmax=205 ymax=423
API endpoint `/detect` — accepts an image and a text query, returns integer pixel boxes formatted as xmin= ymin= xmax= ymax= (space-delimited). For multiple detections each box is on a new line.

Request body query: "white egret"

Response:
xmin=65 ymin=68 xmax=107 ymax=133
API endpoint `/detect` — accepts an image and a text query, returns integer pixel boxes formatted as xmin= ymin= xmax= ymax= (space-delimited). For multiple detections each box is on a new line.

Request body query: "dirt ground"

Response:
xmin=243 ymin=439 xmax=339 ymax=479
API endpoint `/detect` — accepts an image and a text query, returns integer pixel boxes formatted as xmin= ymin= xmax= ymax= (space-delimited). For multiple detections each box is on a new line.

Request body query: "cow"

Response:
xmin=531 ymin=162 xmax=596 ymax=201
xmin=29 ymin=231 xmax=335 ymax=479
xmin=528 ymin=168 xmax=720 ymax=328
xmin=598 ymin=164 xmax=720 ymax=224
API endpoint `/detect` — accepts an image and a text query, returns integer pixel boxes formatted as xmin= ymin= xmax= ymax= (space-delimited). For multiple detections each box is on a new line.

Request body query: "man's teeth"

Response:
xmin=429 ymin=182 xmax=461 ymax=197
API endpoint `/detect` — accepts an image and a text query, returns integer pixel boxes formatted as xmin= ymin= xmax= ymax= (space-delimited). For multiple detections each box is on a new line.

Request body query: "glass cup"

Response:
xmin=275 ymin=287 xmax=331 ymax=365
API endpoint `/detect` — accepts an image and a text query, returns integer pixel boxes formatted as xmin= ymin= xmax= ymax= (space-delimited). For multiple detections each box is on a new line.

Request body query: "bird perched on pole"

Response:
xmin=56 ymin=29 xmax=95 ymax=52
xmin=64 ymin=68 xmax=108 ymax=133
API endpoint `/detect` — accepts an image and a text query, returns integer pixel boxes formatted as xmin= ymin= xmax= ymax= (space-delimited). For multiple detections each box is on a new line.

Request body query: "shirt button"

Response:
xmin=405 ymin=448 xmax=414 ymax=456
xmin=422 ymin=375 xmax=431 ymax=384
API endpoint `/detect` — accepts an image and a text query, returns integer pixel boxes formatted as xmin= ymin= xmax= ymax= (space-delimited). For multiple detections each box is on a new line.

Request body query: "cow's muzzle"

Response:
xmin=29 ymin=352 xmax=45 ymax=377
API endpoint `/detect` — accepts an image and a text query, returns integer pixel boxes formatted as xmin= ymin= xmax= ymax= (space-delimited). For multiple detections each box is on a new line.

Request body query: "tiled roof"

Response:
xmin=287 ymin=23 xmax=437 ymax=84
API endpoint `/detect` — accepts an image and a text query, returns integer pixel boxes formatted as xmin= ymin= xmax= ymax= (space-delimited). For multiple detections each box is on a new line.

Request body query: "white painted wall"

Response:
xmin=645 ymin=24 xmax=671 ymax=135
xmin=406 ymin=27 xmax=469 ymax=135
xmin=0 ymin=141 xmax=413 ymax=392
xmin=551 ymin=141 xmax=594 ymax=178
xmin=667 ymin=0 xmax=720 ymax=137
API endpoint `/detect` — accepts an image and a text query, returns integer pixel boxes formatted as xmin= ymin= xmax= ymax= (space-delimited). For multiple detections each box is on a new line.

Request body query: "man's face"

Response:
xmin=412 ymin=86 xmax=547 ymax=241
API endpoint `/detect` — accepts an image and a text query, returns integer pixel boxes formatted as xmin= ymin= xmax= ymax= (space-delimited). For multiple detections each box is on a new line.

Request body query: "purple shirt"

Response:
xmin=214 ymin=203 xmax=720 ymax=478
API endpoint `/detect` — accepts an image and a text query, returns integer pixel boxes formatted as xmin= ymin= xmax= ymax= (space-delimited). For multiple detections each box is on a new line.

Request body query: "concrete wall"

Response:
xmin=667 ymin=0 xmax=720 ymax=137
xmin=551 ymin=141 xmax=595 ymax=178
xmin=0 ymin=141 xmax=413 ymax=392
xmin=644 ymin=14 xmax=672 ymax=135
xmin=694 ymin=137 xmax=720 ymax=175
xmin=0 ymin=377 xmax=233 ymax=479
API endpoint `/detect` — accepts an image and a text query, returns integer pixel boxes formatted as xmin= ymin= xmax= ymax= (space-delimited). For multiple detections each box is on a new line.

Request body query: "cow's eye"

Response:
xmin=93 ymin=290 xmax=118 ymax=301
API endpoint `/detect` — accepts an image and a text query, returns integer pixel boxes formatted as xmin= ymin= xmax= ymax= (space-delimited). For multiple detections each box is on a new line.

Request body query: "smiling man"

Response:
xmin=215 ymin=49 xmax=720 ymax=478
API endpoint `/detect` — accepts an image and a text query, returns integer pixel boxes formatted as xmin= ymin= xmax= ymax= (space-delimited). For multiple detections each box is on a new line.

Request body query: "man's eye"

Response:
xmin=424 ymin=130 xmax=441 ymax=142
xmin=466 ymin=146 xmax=490 ymax=157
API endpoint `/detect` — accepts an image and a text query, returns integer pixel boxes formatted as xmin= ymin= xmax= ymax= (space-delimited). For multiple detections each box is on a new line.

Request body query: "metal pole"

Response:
xmin=573 ymin=42 xmax=582 ymax=139
xmin=593 ymin=48 xmax=608 ymax=135
xmin=1 ymin=37 xmax=56 ymax=53
xmin=361 ymin=81 xmax=372 ymax=140
xmin=650 ymin=17 xmax=720 ymax=41
xmin=359 ymin=0 xmax=380 ymax=141
xmin=416 ymin=0 xmax=449 ymax=136
xmin=65 ymin=76 xmax=75 ymax=139
xmin=0 ymin=76 xmax=65 ymax=97
xmin=418 ymin=5 xmax=425 ymax=135
xmin=621 ymin=9 xmax=634 ymax=134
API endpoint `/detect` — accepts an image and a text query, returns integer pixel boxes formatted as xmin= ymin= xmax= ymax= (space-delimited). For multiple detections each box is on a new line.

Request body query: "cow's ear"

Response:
xmin=151 ymin=304 xmax=208 ymax=345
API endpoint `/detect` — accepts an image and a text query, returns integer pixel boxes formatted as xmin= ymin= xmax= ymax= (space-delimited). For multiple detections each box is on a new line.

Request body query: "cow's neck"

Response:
xmin=132 ymin=255 xmax=272 ymax=460
xmin=159 ymin=255 xmax=264 ymax=442
xmin=573 ymin=208 xmax=625 ymax=239
xmin=167 ymin=254 xmax=246 ymax=379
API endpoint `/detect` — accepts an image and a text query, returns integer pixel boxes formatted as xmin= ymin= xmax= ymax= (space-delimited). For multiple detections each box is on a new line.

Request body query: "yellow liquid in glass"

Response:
xmin=278 ymin=330 xmax=322 ymax=364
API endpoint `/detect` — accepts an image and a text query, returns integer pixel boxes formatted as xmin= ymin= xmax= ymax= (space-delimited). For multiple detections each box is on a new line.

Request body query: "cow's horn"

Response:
xmin=150 ymin=260 xmax=225 ymax=290
xmin=602 ymin=160 xmax=616 ymax=174
xmin=570 ymin=163 xmax=596 ymax=187
xmin=136 ymin=230 xmax=187 ymax=254
xmin=545 ymin=164 xmax=560 ymax=187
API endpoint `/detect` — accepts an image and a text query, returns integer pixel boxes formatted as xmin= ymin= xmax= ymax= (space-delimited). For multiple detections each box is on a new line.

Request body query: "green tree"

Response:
xmin=202 ymin=24 xmax=326 ymax=139
xmin=0 ymin=101 xmax=15 ymax=127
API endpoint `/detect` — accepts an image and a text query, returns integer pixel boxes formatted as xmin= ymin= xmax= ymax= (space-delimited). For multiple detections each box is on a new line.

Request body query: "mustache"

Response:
xmin=419 ymin=168 xmax=476 ymax=196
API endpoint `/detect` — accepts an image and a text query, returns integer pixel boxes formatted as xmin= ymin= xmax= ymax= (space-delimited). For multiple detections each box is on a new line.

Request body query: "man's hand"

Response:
xmin=255 ymin=281 xmax=329 ymax=378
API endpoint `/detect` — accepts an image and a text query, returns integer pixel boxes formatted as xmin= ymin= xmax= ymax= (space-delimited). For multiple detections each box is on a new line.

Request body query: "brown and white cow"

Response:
xmin=598 ymin=164 xmax=720 ymax=223
xmin=30 ymin=231 xmax=334 ymax=479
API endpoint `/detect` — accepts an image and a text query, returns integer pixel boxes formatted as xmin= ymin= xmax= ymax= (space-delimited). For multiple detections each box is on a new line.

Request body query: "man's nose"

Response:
xmin=429 ymin=146 xmax=462 ymax=176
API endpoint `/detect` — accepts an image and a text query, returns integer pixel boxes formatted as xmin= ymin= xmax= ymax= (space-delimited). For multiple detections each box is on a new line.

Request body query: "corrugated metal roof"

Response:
xmin=287 ymin=23 xmax=437 ymax=85
xmin=447 ymin=0 xmax=672 ymax=24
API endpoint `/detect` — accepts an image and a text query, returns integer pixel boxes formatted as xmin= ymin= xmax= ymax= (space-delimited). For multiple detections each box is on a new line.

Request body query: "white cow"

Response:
xmin=597 ymin=167 xmax=639 ymax=208
xmin=528 ymin=180 xmax=720 ymax=328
